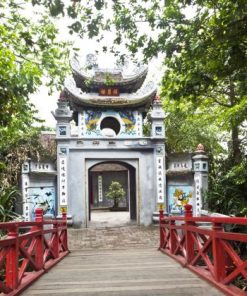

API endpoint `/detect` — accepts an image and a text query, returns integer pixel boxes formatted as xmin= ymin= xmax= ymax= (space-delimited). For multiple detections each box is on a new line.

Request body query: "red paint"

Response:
xmin=0 ymin=208 xmax=69 ymax=295
xmin=159 ymin=205 xmax=247 ymax=296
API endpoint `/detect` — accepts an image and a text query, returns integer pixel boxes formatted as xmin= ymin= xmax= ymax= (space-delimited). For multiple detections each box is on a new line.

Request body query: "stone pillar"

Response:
xmin=151 ymin=96 xmax=166 ymax=221
xmin=52 ymin=95 xmax=73 ymax=216
xmin=150 ymin=96 xmax=165 ymax=139
xmin=52 ymin=99 xmax=73 ymax=139
xmin=192 ymin=144 xmax=209 ymax=216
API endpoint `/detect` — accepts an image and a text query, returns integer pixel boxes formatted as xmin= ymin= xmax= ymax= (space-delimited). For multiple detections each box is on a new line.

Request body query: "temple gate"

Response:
xmin=21 ymin=55 xmax=209 ymax=227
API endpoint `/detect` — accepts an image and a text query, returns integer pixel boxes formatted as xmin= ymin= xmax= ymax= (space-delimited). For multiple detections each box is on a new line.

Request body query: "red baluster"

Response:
xmin=170 ymin=219 xmax=176 ymax=254
xmin=62 ymin=210 xmax=68 ymax=251
xmin=159 ymin=205 xmax=164 ymax=250
xmin=184 ymin=204 xmax=194 ymax=264
xmin=6 ymin=224 xmax=19 ymax=290
xmin=212 ymin=222 xmax=226 ymax=282
xmin=34 ymin=208 xmax=44 ymax=269
xmin=52 ymin=220 xmax=59 ymax=259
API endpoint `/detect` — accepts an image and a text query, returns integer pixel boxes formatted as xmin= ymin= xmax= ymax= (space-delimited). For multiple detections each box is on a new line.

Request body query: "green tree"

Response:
xmin=106 ymin=181 xmax=126 ymax=209
xmin=77 ymin=0 xmax=245 ymax=214
xmin=42 ymin=1 xmax=246 ymax=163
xmin=0 ymin=0 xmax=70 ymax=214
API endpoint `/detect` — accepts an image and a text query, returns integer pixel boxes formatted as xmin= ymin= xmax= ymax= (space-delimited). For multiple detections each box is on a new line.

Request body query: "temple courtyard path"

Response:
xmin=22 ymin=224 xmax=224 ymax=296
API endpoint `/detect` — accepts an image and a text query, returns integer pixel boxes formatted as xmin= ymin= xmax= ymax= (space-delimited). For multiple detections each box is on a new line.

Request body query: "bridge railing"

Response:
xmin=159 ymin=204 xmax=247 ymax=296
xmin=0 ymin=208 xmax=69 ymax=295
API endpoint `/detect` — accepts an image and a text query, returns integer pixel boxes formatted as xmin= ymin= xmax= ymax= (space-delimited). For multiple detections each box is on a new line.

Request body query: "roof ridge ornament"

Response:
xmin=70 ymin=54 xmax=148 ymax=81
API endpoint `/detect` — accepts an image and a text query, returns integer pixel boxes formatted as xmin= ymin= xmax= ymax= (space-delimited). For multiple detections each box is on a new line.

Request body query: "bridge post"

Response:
xmin=212 ymin=222 xmax=226 ymax=282
xmin=159 ymin=206 xmax=164 ymax=249
xmin=169 ymin=219 xmax=176 ymax=254
xmin=184 ymin=204 xmax=194 ymax=264
xmin=6 ymin=224 xmax=19 ymax=290
xmin=34 ymin=208 xmax=44 ymax=270
xmin=62 ymin=211 xmax=68 ymax=251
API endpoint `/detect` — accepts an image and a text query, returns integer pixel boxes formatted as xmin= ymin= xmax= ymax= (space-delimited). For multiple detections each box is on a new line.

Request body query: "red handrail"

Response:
xmin=159 ymin=204 xmax=247 ymax=296
xmin=0 ymin=208 xmax=69 ymax=295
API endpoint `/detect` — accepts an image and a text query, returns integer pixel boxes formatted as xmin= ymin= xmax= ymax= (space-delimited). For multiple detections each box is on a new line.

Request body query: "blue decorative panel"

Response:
xmin=30 ymin=187 xmax=56 ymax=219
xmin=85 ymin=110 xmax=102 ymax=136
xmin=79 ymin=109 xmax=142 ymax=138
xmin=119 ymin=111 xmax=136 ymax=136
xmin=168 ymin=185 xmax=193 ymax=215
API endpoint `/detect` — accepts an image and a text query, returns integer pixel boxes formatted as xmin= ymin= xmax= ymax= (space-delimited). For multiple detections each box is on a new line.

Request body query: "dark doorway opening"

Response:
xmin=88 ymin=161 xmax=136 ymax=224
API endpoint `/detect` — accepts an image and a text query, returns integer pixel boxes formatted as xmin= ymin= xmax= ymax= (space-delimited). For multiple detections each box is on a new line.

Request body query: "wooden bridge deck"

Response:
xmin=22 ymin=247 xmax=223 ymax=296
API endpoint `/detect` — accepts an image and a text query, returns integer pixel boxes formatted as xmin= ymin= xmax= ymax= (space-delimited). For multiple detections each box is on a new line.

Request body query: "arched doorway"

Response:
xmin=88 ymin=161 xmax=136 ymax=224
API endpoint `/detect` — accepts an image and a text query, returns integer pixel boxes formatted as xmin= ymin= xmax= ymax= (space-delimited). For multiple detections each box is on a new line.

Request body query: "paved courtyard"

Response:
xmin=89 ymin=210 xmax=131 ymax=228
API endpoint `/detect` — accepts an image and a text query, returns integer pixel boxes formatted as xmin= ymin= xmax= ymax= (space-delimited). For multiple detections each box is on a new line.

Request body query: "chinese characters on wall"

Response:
xmin=99 ymin=87 xmax=119 ymax=96
xmin=156 ymin=156 xmax=164 ymax=203
xmin=79 ymin=113 xmax=85 ymax=136
xmin=172 ymin=162 xmax=189 ymax=169
xmin=59 ymin=156 xmax=68 ymax=206
xmin=136 ymin=112 xmax=142 ymax=137
xmin=22 ymin=175 xmax=30 ymax=221
xmin=98 ymin=175 xmax=103 ymax=202
xmin=195 ymin=175 xmax=202 ymax=215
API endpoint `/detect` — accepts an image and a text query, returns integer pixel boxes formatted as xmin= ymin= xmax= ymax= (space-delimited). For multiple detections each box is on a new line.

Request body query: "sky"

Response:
xmin=28 ymin=2 xmax=167 ymax=128
xmin=29 ymin=3 xmax=195 ymax=128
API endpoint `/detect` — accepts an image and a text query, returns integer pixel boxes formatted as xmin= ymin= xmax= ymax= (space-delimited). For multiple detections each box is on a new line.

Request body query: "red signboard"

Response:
xmin=99 ymin=88 xmax=120 ymax=96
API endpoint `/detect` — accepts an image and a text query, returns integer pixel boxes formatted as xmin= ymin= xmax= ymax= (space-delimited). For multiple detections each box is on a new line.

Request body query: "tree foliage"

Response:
xmin=76 ymin=0 xmax=246 ymax=214
xmin=1 ymin=0 xmax=246 ymax=216
xmin=106 ymin=181 xmax=126 ymax=209
xmin=0 ymin=0 xmax=70 ymax=212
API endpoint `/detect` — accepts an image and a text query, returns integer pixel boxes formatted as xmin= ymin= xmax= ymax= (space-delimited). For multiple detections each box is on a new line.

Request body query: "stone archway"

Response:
xmin=88 ymin=161 xmax=136 ymax=224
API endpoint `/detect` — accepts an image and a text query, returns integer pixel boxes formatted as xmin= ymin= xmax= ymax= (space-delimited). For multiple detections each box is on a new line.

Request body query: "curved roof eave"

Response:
xmin=70 ymin=56 xmax=148 ymax=91
xmin=64 ymin=77 xmax=157 ymax=109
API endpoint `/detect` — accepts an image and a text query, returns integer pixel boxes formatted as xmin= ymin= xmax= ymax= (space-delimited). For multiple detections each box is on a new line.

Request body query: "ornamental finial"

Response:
xmin=153 ymin=95 xmax=161 ymax=104
xmin=59 ymin=90 xmax=68 ymax=102
xmin=195 ymin=143 xmax=205 ymax=153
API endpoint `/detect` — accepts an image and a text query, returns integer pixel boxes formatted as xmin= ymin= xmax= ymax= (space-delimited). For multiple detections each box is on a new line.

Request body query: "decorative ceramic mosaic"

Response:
xmin=30 ymin=187 xmax=56 ymax=219
xmin=84 ymin=110 xmax=102 ymax=136
xmin=79 ymin=109 xmax=142 ymax=138
xmin=168 ymin=185 xmax=193 ymax=215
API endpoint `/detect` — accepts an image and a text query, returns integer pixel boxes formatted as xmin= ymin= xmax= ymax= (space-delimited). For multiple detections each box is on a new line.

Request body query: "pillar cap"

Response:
xmin=195 ymin=143 xmax=205 ymax=153
xmin=59 ymin=90 xmax=68 ymax=102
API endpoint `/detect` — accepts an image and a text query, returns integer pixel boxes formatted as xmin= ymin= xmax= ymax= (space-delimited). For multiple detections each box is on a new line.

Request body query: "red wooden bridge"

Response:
xmin=0 ymin=209 xmax=68 ymax=295
xmin=0 ymin=206 xmax=246 ymax=296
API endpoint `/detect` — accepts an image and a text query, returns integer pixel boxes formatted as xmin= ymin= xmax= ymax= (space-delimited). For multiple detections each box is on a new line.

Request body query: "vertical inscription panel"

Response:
xmin=156 ymin=156 xmax=164 ymax=203
xmin=59 ymin=156 xmax=68 ymax=206
xmin=98 ymin=175 xmax=103 ymax=202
